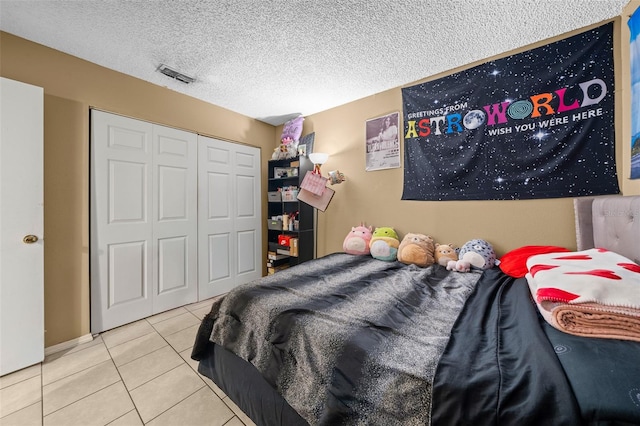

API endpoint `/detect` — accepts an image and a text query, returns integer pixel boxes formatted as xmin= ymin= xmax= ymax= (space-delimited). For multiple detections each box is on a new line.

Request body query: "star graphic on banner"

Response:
xmin=533 ymin=131 xmax=548 ymax=141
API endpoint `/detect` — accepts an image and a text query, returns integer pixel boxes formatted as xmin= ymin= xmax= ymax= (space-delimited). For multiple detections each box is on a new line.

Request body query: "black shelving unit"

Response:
xmin=267 ymin=156 xmax=315 ymax=273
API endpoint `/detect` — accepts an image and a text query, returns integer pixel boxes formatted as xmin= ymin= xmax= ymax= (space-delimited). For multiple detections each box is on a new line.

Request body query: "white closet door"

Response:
xmin=233 ymin=144 xmax=262 ymax=285
xmin=151 ymin=124 xmax=198 ymax=312
xmin=198 ymin=136 xmax=261 ymax=299
xmin=91 ymin=111 xmax=154 ymax=333
xmin=91 ymin=111 xmax=198 ymax=333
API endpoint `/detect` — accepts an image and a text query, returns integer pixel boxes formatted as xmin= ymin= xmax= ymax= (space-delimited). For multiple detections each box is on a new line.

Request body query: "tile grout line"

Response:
xmin=136 ymin=312 xmax=223 ymax=425
xmin=41 ymin=358 xmax=121 ymax=421
xmin=3 ymin=301 xmax=221 ymax=425
xmin=101 ymin=318 xmax=154 ymax=425
xmin=142 ymin=382 xmax=207 ymax=424
xmin=104 ymin=408 xmax=139 ymax=426
xmin=105 ymin=316 xmax=207 ymax=424
xmin=103 ymin=329 xmax=157 ymax=353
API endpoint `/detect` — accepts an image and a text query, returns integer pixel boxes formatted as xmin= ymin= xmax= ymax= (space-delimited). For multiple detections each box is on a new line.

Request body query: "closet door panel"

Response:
xmin=91 ymin=111 xmax=153 ymax=333
xmin=237 ymin=230 xmax=257 ymax=274
xmin=198 ymin=139 xmax=235 ymax=298
xmin=109 ymin=160 xmax=147 ymax=223
xmin=233 ymin=146 xmax=261 ymax=284
xmin=198 ymin=136 xmax=261 ymax=300
xmin=157 ymin=236 xmax=188 ymax=293
xmin=209 ymin=233 xmax=231 ymax=282
xmin=151 ymin=124 xmax=198 ymax=313
xmin=108 ymin=241 xmax=147 ymax=304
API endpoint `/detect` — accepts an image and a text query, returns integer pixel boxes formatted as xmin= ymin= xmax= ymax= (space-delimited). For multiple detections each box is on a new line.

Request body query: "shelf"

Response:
xmin=269 ymin=176 xmax=298 ymax=181
xmin=268 ymin=229 xmax=300 ymax=234
xmin=266 ymin=156 xmax=314 ymax=272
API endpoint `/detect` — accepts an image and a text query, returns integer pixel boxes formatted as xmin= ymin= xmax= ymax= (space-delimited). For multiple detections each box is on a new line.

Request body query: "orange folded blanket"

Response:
xmin=526 ymin=249 xmax=640 ymax=342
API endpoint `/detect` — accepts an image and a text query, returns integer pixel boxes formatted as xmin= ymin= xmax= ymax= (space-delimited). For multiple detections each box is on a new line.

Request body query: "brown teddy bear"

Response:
xmin=397 ymin=233 xmax=435 ymax=267
xmin=434 ymin=243 xmax=458 ymax=267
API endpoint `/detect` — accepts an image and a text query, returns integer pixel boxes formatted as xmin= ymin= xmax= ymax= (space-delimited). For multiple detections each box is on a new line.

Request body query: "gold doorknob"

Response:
xmin=23 ymin=235 xmax=38 ymax=244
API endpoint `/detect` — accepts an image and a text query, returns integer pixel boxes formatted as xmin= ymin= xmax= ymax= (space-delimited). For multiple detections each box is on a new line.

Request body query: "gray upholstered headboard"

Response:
xmin=574 ymin=195 xmax=640 ymax=264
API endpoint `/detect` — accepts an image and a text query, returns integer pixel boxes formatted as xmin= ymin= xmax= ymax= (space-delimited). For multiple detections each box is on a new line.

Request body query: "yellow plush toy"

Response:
xmin=434 ymin=243 xmax=458 ymax=267
xmin=397 ymin=233 xmax=435 ymax=267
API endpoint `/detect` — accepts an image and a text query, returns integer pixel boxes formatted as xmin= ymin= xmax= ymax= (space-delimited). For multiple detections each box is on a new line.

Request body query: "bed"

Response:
xmin=192 ymin=195 xmax=640 ymax=425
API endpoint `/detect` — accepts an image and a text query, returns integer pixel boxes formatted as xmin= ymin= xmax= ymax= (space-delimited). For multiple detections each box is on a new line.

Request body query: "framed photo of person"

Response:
xmin=365 ymin=112 xmax=401 ymax=171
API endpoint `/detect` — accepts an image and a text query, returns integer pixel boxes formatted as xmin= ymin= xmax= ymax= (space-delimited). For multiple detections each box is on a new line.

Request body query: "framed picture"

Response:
xmin=297 ymin=132 xmax=315 ymax=157
xmin=273 ymin=167 xmax=298 ymax=179
xmin=365 ymin=112 xmax=401 ymax=171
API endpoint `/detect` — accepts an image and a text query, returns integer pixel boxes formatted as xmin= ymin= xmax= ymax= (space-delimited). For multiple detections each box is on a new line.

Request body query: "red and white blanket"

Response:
xmin=525 ymin=248 xmax=640 ymax=342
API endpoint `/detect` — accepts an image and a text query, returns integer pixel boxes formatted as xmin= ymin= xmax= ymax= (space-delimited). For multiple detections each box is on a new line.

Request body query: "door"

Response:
xmin=91 ymin=111 xmax=154 ymax=333
xmin=91 ymin=111 xmax=198 ymax=333
xmin=150 ymin=124 xmax=198 ymax=313
xmin=198 ymin=136 xmax=261 ymax=299
xmin=0 ymin=78 xmax=44 ymax=375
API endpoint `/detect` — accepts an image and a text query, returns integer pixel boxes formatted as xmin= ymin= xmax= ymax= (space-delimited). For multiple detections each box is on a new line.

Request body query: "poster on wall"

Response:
xmin=365 ymin=112 xmax=401 ymax=171
xmin=401 ymin=23 xmax=619 ymax=201
xmin=630 ymin=7 xmax=640 ymax=179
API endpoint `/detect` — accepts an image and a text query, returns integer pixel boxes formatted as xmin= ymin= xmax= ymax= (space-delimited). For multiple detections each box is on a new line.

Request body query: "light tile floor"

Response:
xmin=0 ymin=297 xmax=256 ymax=426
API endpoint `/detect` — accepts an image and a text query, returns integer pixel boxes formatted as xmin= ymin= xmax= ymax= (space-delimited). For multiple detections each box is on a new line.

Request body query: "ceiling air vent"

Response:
xmin=157 ymin=64 xmax=196 ymax=84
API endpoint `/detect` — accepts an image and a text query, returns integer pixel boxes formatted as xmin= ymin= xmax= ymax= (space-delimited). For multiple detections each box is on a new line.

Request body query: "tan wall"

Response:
xmin=301 ymin=16 xmax=640 ymax=258
xmin=0 ymin=31 xmax=276 ymax=347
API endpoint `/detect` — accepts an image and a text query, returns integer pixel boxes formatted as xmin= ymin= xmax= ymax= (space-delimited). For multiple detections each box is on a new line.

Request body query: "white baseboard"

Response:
xmin=45 ymin=334 xmax=94 ymax=356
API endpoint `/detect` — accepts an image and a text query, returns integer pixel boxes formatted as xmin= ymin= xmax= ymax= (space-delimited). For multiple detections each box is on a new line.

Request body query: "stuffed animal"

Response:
xmin=271 ymin=138 xmax=299 ymax=160
xmin=343 ymin=224 xmax=373 ymax=255
xmin=397 ymin=233 xmax=435 ymax=267
xmin=272 ymin=116 xmax=304 ymax=160
xmin=435 ymin=243 xmax=458 ymax=267
xmin=271 ymin=143 xmax=290 ymax=160
xmin=369 ymin=227 xmax=400 ymax=261
xmin=447 ymin=239 xmax=496 ymax=272
xmin=281 ymin=115 xmax=304 ymax=143
xmin=447 ymin=258 xmax=470 ymax=272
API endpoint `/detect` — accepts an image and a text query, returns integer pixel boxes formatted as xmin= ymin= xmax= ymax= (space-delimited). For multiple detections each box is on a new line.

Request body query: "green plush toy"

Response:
xmin=369 ymin=227 xmax=400 ymax=261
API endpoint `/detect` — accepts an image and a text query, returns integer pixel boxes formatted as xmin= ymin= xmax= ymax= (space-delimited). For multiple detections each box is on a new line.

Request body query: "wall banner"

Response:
xmin=402 ymin=23 xmax=619 ymax=201
xmin=630 ymin=7 xmax=640 ymax=179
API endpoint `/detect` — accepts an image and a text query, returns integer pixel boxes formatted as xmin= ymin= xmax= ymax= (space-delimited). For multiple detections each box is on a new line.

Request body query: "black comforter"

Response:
xmin=432 ymin=268 xmax=583 ymax=425
xmin=193 ymin=255 xmax=640 ymax=426
xmin=433 ymin=268 xmax=640 ymax=426
xmin=194 ymin=253 xmax=481 ymax=425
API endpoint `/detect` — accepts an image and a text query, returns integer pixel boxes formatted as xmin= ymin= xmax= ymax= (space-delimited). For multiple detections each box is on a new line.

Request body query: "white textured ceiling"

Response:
xmin=0 ymin=0 xmax=629 ymax=125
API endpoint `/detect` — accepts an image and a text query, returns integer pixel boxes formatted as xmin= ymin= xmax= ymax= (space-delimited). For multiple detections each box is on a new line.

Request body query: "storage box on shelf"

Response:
xmin=267 ymin=156 xmax=315 ymax=274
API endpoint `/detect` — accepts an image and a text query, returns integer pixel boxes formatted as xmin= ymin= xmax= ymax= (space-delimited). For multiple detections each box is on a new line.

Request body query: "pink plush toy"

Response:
xmin=447 ymin=259 xmax=470 ymax=272
xmin=343 ymin=224 xmax=373 ymax=255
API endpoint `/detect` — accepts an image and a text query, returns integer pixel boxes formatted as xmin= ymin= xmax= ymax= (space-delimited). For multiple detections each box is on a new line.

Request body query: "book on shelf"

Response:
xmin=266 ymin=257 xmax=289 ymax=268
xmin=276 ymin=248 xmax=291 ymax=256
xmin=268 ymin=251 xmax=289 ymax=261
xmin=267 ymin=264 xmax=290 ymax=275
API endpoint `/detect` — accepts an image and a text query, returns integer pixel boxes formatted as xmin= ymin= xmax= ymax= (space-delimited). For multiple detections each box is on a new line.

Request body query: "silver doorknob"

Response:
xmin=23 ymin=235 xmax=38 ymax=244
